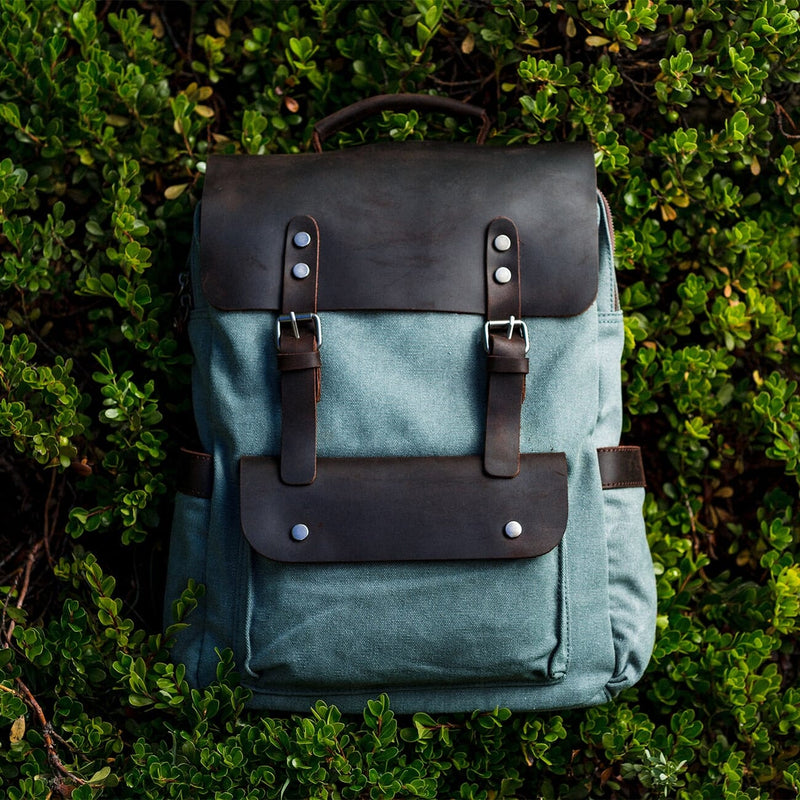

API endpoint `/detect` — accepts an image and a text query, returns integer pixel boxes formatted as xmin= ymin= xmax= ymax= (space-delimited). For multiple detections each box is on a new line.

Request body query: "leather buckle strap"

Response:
xmin=278 ymin=215 xmax=321 ymax=486
xmin=483 ymin=317 xmax=530 ymax=353
xmin=484 ymin=217 xmax=528 ymax=478
xmin=275 ymin=312 xmax=323 ymax=349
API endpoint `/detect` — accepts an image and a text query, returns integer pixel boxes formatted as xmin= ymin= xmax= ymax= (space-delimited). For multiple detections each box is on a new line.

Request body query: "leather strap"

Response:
xmin=484 ymin=217 xmax=528 ymax=478
xmin=487 ymin=355 xmax=530 ymax=374
xmin=278 ymin=216 xmax=321 ymax=486
xmin=277 ymin=351 xmax=322 ymax=372
xmin=597 ymin=446 xmax=646 ymax=489
xmin=176 ymin=448 xmax=213 ymax=499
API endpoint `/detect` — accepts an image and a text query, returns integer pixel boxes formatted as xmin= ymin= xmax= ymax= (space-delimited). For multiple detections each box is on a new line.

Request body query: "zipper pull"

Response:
xmin=174 ymin=270 xmax=193 ymax=336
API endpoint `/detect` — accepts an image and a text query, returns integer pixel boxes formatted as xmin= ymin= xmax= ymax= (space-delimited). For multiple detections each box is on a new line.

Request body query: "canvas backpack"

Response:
xmin=164 ymin=94 xmax=657 ymax=713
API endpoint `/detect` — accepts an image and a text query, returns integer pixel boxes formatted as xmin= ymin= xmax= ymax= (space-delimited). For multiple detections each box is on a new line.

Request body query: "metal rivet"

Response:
xmin=493 ymin=234 xmax=512 ymax=252
xmin=293 ymin=231 xmax=312 ymax=248
xmin=504 ymin=521 xmax=522 ymax=539
xmin=290 ymin=523 xmax=309 ymax=542
xmin=494 ymin=267 xmax=512 ymax=285
xmin=292 ymin=262 xmax=311 ymax=280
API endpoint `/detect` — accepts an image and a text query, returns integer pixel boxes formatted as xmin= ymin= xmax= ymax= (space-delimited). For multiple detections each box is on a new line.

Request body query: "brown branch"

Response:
xmin=4 ymin=540 xmax=42 ymax=644
xmin=776 ymin=102 xmax=800 ymax=139
xmin=43 ymin=468 xmax=57 ymax=566
xmin=0 ymin=541 xmax=23 ymax=574
xmin=13 ymin=677 xmax=87 ymax=791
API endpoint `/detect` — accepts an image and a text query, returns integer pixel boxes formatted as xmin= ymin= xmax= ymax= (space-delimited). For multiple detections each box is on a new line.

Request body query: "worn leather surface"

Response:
xmin=240 ymin=453 xmax=568 ymax=562
xmin=200 ymin=141 xmax=598 ymax=317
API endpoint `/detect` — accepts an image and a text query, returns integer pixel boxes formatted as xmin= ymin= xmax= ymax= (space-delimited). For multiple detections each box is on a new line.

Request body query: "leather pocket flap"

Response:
xmin=240 ymin=453 xmax=568 ymax=563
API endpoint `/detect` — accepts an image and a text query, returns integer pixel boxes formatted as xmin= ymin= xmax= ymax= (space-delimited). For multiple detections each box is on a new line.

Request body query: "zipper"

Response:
xmin=598 ymin=189 xmax=620 ymax=312
xmin=174 ymin=270 xmax=193 ymax=335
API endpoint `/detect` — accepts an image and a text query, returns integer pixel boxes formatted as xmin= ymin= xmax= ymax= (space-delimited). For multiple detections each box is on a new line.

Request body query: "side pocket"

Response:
xmin=164 ymin=491 xmax=210 ymax=687
xmin=603 ymin=485 xmax=656 ymax=695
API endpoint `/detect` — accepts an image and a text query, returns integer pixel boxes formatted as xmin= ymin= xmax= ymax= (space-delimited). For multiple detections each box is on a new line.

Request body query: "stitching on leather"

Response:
xmin=597 ymin=446 xmax=639 ymax=453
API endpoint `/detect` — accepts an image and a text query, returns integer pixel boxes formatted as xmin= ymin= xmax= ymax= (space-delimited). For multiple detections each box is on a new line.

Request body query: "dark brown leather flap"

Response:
xmin=201 ymin=142 xmax=598 ymax=317
xmin=240 ymin=453 xmax=568 ymax=563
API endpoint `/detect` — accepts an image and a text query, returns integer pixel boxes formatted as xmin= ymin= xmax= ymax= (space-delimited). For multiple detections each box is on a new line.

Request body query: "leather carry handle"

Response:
xmin=311 ymin=93 xmax=491 ymax=152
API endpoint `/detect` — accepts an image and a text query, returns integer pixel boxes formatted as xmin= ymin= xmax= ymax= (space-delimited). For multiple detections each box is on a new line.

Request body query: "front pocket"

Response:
xmin=240 ymin=454 xmax=570 ymax=693
xmin=244 ymin=547 xmax=568 ymax=692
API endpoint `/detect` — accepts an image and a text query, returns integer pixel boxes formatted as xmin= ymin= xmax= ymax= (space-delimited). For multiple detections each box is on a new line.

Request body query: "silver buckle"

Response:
xmin=275 ymin=312 xmax=322 ymax=348
xmin=483 ymin=316 xmax=530 ymax=354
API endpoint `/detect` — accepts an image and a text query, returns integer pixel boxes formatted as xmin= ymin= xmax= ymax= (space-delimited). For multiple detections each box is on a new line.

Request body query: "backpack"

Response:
xmin=164 ymin=95 xmax=657 ymax=713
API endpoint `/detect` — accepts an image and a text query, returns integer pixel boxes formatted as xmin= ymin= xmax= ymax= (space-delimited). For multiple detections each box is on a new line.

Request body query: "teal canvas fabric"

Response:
xmin=164 ymin=194 xmax=657 ymax=713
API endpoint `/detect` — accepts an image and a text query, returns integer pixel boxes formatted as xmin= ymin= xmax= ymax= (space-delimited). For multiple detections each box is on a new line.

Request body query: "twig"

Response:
xmin=776 ymin=102 xmax=800 ymax=139
xmin=13 ymin=677 xmax=87 ymax=790
xmin=43 ymin=469 xmax=57 ymax=566
xmin=4 ymin=540 xmax=42 ymax=644
xmin=0 ymin=541 xmax=23 ymax=573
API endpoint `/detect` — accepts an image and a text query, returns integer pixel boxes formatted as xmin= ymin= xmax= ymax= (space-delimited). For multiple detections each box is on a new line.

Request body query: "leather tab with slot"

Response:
xmin=278 ymin=216 xmax=321 ymax=486
xmin=176 ymin=447 xmax=214 ymax=499
xmin=598 ymin=446 xmax=646 ymax=489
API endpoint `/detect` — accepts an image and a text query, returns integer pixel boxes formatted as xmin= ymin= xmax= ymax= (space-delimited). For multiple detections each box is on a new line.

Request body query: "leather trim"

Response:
xmin=598 ymin=446 xmax=646 ymax=489
xmin=176 ymin=448 xmax=213 ymax=499
xmin=240 ymin=453 xmax=568 ymax=563
xmin=199 ymin=141 xmax=598 ymax=317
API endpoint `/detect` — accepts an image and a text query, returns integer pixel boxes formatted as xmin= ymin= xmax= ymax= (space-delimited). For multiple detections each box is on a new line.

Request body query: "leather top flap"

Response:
xmin=200 ymin=141 xmax=598 ymax=318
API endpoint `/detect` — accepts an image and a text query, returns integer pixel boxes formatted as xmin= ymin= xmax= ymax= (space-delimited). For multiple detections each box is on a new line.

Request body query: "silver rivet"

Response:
xmin=494 ymin=267 xmax=512 ymax=284
xmin=290 ymin=523 xmax=309 ymax=542
xmin=493 ymin=234 xmax=512 ymax=252
xmin=504 ymin=521 xmax=522 ymax=539
xmin=293 ymin=231 xmax=311 ymax=248
xmin=292 ymin=262 xmax=311 ymax=280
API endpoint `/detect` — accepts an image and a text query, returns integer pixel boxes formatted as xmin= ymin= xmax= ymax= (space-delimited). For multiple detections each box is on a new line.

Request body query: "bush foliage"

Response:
xmin=1 ymin=0 xmax=799 ymax=797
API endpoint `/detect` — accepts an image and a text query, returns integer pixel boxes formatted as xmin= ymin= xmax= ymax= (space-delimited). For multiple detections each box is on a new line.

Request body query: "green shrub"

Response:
xmin=1 ymin=1 xmax=798 ymax=797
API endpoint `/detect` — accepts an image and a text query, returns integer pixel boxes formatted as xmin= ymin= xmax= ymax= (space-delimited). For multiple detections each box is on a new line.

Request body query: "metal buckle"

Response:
xmin=275 ymin=312 xmax=322 ymax=348
xmin=483 ymin=316 xmax=530 ymax=354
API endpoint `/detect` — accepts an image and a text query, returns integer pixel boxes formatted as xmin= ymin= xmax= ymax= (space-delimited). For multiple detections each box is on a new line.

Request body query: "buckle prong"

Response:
xmin=483 ymin=316 xmax=530 ymax=354
xmin=276 ymin=312 xmax=322 ymax=349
